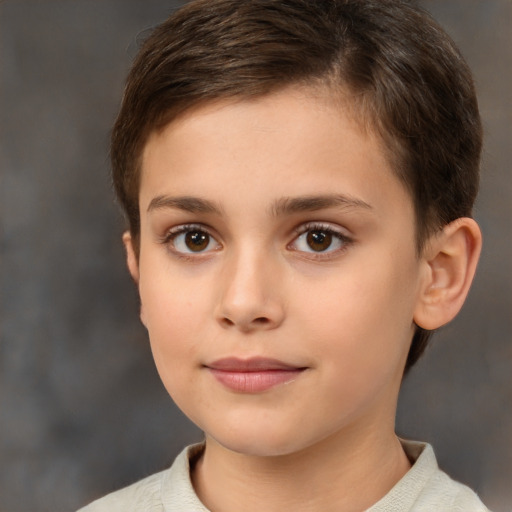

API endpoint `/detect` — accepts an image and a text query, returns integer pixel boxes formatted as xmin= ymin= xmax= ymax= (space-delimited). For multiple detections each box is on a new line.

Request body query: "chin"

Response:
xmin=217 ymin=437 xmax=299 ymax=458
xmin=205 ymin=421 xmax=320 ymax=458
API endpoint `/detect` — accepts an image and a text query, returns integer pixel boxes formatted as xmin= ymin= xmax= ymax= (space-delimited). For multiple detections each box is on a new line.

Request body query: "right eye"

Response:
xmin=165 ymin=225 xmax=221 ymax=254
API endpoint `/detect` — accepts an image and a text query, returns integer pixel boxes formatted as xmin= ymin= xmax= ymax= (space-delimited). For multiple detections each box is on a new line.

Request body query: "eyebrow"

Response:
xmin=270 ymin=194 xmax=373 ymax=216
xmin=146 ymin=193 xmax=372 ymax=217
xmin=147 ymin=195 xmax=223 ymax=215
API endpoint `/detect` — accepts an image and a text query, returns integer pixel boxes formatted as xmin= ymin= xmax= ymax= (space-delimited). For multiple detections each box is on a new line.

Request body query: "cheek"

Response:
xmin=140 ymin=255 xmax=209 ymax=332
xmin=138 ymin=270 xmax=208 ymax=383
xmin=299 ymin=282 xmax=414 ymax=423
xmin=304 ymin=255 xmax=418 ymax=377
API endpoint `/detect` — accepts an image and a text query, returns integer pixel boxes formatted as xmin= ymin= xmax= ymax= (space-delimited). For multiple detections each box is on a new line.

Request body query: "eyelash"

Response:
xmin=160 ymin=224 xmax=221 ymax=260
xmin=160 ymin=222 xmax=353 ymax=260
xmin=289 ymin=223 xmax=353 ymax=259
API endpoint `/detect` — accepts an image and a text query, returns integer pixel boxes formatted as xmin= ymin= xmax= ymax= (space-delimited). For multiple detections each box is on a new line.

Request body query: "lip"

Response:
xmin=205 ymin=357 xmax=307 ymax=393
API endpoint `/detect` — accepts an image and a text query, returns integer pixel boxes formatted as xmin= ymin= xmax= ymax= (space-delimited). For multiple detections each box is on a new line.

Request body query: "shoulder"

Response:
xmin=77 ymin=469 xmax=166 ymax=512
xmin=368 ymin=440 xmax=492 ymax=512
xmin=77 ymin=443 xmax=207 ymax=512
xmin=418 ymin=467 xmax=491 ymax=512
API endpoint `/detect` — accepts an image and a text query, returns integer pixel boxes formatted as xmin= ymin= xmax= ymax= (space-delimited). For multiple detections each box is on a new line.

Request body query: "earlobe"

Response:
xmin=413 ymin=218 xmax=482 ymax=331
xmin=122 ymin=231 xmax=140 ymax=285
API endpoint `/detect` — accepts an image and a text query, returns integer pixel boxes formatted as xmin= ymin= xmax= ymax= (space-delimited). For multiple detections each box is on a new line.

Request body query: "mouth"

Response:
xmin=204 ymin=357 xmax=307 ymax=393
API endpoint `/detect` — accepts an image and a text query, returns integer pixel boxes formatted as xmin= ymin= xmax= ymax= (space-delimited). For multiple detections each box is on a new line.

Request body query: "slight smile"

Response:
xmin=205 ymin=357 xmax=308 ymax=393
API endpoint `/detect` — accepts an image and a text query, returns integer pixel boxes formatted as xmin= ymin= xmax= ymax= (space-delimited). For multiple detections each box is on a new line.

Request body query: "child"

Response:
xmin=79 ymin=0 xmax=491 ymax=510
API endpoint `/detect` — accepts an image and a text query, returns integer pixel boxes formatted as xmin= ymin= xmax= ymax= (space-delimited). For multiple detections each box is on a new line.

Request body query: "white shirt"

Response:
xmin=78 ymin=440 xmax=491 ymax=512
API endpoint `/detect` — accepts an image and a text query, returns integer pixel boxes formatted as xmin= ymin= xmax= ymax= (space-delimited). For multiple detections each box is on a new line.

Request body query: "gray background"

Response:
xmin=0 ymin=1 xmax=510 ymax=511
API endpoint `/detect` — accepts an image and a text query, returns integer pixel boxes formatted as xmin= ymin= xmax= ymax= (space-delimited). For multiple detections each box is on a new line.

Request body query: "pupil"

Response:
xmin=307 ymin=230 xmax=332 ymax=252
xmin=185 ymin=231 xmax=209 ymax=251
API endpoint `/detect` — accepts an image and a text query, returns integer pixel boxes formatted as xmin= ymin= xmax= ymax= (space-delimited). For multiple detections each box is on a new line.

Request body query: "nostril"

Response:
xmin=219 ymin=316 xmax=270 ymax=329
xmin=221 ymin=317 xmax=235 ymax=327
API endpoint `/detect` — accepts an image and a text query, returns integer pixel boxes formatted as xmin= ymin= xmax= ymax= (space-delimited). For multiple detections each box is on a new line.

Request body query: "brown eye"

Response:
xmin=168 ymin=226 xmax=220 ymax=254
xmin=290 ymin=225 xmax=348 ymax=255
xmin=185 ymin=231 xmax=210 ymax=252
xmin=306 ymin=230 xmax=333 ymax=252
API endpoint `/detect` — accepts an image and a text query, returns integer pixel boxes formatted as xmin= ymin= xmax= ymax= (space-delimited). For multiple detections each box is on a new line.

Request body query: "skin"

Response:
xmin=124 ymin=87 xmax=482 ymax=512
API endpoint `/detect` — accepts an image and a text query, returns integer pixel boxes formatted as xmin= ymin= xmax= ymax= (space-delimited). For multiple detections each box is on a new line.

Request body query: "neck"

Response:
xmin=192 ymin=425 xmax=411 ymax=512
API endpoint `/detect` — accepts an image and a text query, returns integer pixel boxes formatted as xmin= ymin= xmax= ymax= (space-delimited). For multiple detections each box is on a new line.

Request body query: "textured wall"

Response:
xmin=0 ymin=1 xmax=510 ymax=511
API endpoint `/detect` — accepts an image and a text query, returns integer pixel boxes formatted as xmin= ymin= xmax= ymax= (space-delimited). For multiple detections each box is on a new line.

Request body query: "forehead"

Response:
xmin=139 ymin=87 xmax=412 ymax=221
xmin=142 ymin=85 xmax=380 ymax=166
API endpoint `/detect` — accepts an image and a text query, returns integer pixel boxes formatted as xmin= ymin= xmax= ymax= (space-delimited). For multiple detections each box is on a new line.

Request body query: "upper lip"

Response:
xmin=205 ymin=357 xmax=305 ymax=372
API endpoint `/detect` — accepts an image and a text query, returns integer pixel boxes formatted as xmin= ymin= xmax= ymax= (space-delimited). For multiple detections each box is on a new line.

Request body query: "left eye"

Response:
xmin=168 ymin=227 xmax=220 ymax=254
xmin=291 ymin=227 xmax=348 ymax=253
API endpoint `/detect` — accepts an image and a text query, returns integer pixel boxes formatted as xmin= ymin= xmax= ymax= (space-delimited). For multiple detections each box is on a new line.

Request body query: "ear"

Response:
xmin=122 ymin=231 xmax=147 ymax=327
xmin=122 ymin=231 xmax=140 ymax=285
xmin=413 ymin=218 xmax=482 ymax=331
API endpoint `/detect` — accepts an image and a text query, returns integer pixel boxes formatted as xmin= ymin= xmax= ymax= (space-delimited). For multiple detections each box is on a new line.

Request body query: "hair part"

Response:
xmin=111 ymin=0 xmax=482 ymax=371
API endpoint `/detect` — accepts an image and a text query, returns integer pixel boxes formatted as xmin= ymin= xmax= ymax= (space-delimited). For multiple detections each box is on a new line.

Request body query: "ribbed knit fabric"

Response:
xmin=78 ymin=441 xmax=491 ymax=512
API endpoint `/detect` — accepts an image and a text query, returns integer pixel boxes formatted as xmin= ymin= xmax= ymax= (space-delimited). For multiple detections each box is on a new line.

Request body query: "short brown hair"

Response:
xmin=111 ymin=0 xmax=482 ymax=371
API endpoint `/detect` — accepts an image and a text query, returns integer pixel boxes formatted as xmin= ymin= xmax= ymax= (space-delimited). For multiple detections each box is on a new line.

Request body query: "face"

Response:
xmin=129 ymin=88 xmax=428 ymax=458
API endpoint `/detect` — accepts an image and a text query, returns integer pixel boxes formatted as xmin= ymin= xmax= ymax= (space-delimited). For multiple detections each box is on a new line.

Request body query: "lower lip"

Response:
xmin=208 ymin=369 xmax=304 ymax=393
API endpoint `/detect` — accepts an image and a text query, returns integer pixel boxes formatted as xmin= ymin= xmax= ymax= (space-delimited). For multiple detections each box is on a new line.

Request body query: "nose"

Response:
xmin=215 ymin=249 xmax=285 ymax=332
